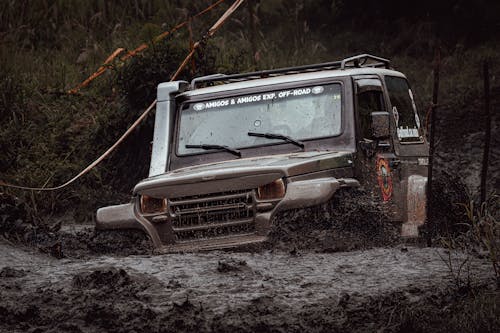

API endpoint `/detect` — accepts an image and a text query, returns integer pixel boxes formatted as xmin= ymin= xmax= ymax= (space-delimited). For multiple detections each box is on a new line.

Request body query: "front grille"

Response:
xmin=169 ymin=189 xmax=256 ymax=242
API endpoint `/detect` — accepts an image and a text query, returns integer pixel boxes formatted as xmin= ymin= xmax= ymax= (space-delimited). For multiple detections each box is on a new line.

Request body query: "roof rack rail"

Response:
xmin=190 ymin=54 xmax=390 ymax=89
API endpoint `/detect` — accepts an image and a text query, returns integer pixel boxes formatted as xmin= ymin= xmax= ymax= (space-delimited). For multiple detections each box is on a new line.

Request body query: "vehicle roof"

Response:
xmin=178 ymin=67 xmax=406 ymax=99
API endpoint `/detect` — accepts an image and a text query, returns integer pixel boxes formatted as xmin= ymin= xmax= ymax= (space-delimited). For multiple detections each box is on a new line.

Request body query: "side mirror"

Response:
xmin=370 ymin=111 xmax=390 ymax=139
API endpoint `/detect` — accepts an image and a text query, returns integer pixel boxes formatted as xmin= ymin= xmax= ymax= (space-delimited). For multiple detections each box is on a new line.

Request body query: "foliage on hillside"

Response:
xmin=0 ymin=0 xmax=498 ymax=221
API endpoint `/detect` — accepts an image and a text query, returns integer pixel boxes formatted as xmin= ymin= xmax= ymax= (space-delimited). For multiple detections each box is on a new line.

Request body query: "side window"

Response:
xmin=357 ymin=90 xmax=385 ymax=139
xmin=385 ymin=76 xmax=422 ymax=142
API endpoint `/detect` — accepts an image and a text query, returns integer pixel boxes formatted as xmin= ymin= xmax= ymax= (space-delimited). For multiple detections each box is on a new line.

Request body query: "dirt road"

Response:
xmin=0 ymin=239 xmax=495 ymax=333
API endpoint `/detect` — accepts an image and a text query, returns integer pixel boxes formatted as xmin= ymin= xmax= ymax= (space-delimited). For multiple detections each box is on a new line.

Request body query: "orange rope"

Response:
xmin=1 ymin=0 xmax=246 ymax=191
xmin=67 ymin=48 xmax=125 ymax=94
xmin=67 ymin=0 xmax=226 ymax=94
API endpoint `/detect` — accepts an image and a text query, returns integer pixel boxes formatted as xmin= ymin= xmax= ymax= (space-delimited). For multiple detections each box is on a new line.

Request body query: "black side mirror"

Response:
xmin=370 ymin=111 xmax=390 ymax=139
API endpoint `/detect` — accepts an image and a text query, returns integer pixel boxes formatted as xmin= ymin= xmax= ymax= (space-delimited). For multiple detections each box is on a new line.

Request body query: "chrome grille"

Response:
xmin=169 ymin=189 xmax=256 ymax=242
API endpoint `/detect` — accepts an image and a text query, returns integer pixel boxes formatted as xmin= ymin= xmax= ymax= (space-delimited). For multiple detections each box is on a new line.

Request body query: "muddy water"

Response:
xmin=0 ymin=239 xmax=494 ymax=332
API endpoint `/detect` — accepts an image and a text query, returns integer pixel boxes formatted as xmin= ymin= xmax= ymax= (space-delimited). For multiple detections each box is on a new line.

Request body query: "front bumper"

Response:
xmin=96 ymin=177 xmax=358 ymax=251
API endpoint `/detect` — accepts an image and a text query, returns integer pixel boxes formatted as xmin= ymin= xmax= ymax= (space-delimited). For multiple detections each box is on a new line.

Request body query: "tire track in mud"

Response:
xmin=0 ymin=239 xmax=495 ymax=332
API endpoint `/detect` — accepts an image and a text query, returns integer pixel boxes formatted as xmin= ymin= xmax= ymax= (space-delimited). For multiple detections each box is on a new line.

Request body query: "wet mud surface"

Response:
xmin=1 ymin=188 xmax=398 ymax=259
xmin=0 ymin=239 xmax=496 ymax=333
xmin=1 ymin=161 xmax=497 ymax=332
xmin=1 ymin=184 xmax=497 ymax=332
xmin=0 ymin=192 xmax=153 ymax=258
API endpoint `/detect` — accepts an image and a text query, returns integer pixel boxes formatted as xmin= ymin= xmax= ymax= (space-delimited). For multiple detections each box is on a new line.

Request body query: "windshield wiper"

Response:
xmin=248 ymin=131 xmax=305 ymax=149
xmin=185 ymin=144 xmax=242 ymax=157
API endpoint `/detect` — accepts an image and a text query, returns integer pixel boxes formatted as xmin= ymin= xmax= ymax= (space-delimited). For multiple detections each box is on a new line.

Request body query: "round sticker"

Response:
xmin=392 ymin=106 xmax=399 ymax=127
xmin=312 ymin=86 xmax=324 ymax=94
xmin=376 ymin=158 xmax=393 ymax=201
xmin=193 ymin=103 xmax=205 ymax=111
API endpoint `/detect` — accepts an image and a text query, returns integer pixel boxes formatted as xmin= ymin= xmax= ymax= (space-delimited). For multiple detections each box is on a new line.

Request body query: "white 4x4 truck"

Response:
xmin=96 ymin=54 xmax=429 ymax=252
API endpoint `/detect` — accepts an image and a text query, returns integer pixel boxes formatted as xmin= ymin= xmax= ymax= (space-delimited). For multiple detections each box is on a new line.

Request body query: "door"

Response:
xmin=353 ymin=77 xmax=404 ymax=221
xmin=383 ymin=75 xmax=429 ymax=236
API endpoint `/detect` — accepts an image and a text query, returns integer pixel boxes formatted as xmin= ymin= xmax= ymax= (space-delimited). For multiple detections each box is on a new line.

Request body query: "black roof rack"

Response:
xmin=190 ymin=54 xmax=390 ymax=89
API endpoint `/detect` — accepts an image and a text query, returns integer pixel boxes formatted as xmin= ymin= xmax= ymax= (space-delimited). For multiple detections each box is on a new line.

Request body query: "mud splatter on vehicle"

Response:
xmin=97 ymin=55 xmax=429 ymax=252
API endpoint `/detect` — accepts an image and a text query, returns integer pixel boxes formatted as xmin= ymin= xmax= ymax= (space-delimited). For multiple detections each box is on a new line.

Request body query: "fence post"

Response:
xmin=426 ymin=46 xmax=440 ymax=245
xmin=480 ymin=60 xmax=491 ymax=205
xmin=247 ymin=0 xmax=258 ymax=66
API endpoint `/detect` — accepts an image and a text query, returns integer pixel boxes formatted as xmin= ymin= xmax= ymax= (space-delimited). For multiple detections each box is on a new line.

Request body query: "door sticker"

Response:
xmin=376 ymin=157 xmax=393 ymax=201
xmin=392 ymin=106 xmax=399 ymax=127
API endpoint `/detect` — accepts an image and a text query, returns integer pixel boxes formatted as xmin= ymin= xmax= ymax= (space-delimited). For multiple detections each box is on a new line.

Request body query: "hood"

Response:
xmin=134 ymin=150 xmax=353 ymax=198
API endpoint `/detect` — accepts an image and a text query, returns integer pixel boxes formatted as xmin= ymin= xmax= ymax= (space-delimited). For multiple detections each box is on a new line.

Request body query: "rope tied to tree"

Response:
xmin=67 ymin=0 xmax=227 ymax=95
xmin=0 ymin=0 xmax=246 ymax=192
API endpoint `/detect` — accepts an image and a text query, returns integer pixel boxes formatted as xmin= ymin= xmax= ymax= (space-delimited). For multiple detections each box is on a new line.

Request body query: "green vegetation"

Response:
xmin=0 ymin=0 xmax=498 ymax=223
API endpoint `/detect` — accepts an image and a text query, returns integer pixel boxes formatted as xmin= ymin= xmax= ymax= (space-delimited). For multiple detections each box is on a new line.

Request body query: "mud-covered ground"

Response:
xmin=1 ymin=198 xmax=498 ymax=332
xmin=0 ymin=195 xmax=498 ymax=332
xmin=1 ymin=238 xmax=497 ymax=333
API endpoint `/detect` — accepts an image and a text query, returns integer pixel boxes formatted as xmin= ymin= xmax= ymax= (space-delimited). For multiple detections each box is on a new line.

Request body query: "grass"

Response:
xmin=0 ymin=1 xmax=498 ymax=224
xmin=0 ymin=5 xmax=499 ymax=331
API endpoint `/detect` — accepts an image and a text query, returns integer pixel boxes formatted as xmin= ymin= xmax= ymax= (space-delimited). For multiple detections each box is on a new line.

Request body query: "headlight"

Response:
xmin=257 ymin=179 xmax=286 ymax=200
xmin=140 ymin=195 xmax=167 ymax=214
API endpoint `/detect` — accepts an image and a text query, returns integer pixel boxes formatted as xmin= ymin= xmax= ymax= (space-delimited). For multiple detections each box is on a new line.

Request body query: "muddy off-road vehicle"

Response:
xmin=96 ymin=54 xmax=429 ymax=251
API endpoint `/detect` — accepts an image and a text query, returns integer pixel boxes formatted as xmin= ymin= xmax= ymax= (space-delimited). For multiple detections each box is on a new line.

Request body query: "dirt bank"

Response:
xmin=0 ymin=191 xmax=153 ymax=258
xmin=0 ymin=239 xmax=497 ymax=333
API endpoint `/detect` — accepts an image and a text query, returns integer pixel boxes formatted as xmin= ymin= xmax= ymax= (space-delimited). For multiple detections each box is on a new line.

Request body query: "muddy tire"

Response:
xmin=268 ymin=187 xmax=399 ymax=252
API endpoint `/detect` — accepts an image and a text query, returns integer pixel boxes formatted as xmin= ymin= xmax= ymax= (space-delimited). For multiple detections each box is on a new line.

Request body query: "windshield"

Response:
xmin=177 ymin=83 xmax=342 ymax=155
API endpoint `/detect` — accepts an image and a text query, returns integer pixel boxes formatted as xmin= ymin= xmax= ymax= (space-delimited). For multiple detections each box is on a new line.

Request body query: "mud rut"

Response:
xmin=0 ymin=190 xmax=497 ymax=332
xmin=0 ymin=234 xmax=495 ymax=333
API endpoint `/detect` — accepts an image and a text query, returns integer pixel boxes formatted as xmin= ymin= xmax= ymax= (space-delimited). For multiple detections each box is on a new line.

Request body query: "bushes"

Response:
xmin=0 ymin=0 xmax=498 ymax=224
xmin=0 ymin=11 xmax=247 ymax=221
xmin=116 ymin=39 xmax=188 ymax=109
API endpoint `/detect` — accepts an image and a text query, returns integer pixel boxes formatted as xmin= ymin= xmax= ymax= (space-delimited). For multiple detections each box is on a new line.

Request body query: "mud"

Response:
xmin=0 ymin=239 xmax=497 ymax=333
xmin=0 ymin=189 xmax=496 ymax=332
xmin=1 ymin=192 xmax=153 ymax=258
xmin=1 ymin=187 xmax=399 ymax=259
xmin=269 ymin=188 xmax=400 ymax=252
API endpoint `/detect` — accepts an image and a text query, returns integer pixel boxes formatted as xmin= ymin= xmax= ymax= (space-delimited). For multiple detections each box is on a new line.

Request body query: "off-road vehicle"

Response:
xmin=96 ymin=54 xmax=429 ymax=251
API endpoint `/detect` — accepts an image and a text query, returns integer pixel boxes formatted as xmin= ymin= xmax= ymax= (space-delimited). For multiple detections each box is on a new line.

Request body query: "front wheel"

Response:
xmin=268 ymin=187 xmax=399 ymax=252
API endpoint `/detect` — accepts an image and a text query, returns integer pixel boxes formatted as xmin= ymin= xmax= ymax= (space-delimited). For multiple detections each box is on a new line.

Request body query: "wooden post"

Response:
xmin=247 ymin=0 xmax=258 ymax=66
xmin=188 ymin=17 xmax=196 ymax=75
xmin=426 ymin=46 xmax=440 ymax=244
xmin=480 ymin=61 xmax=491 ymax=204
